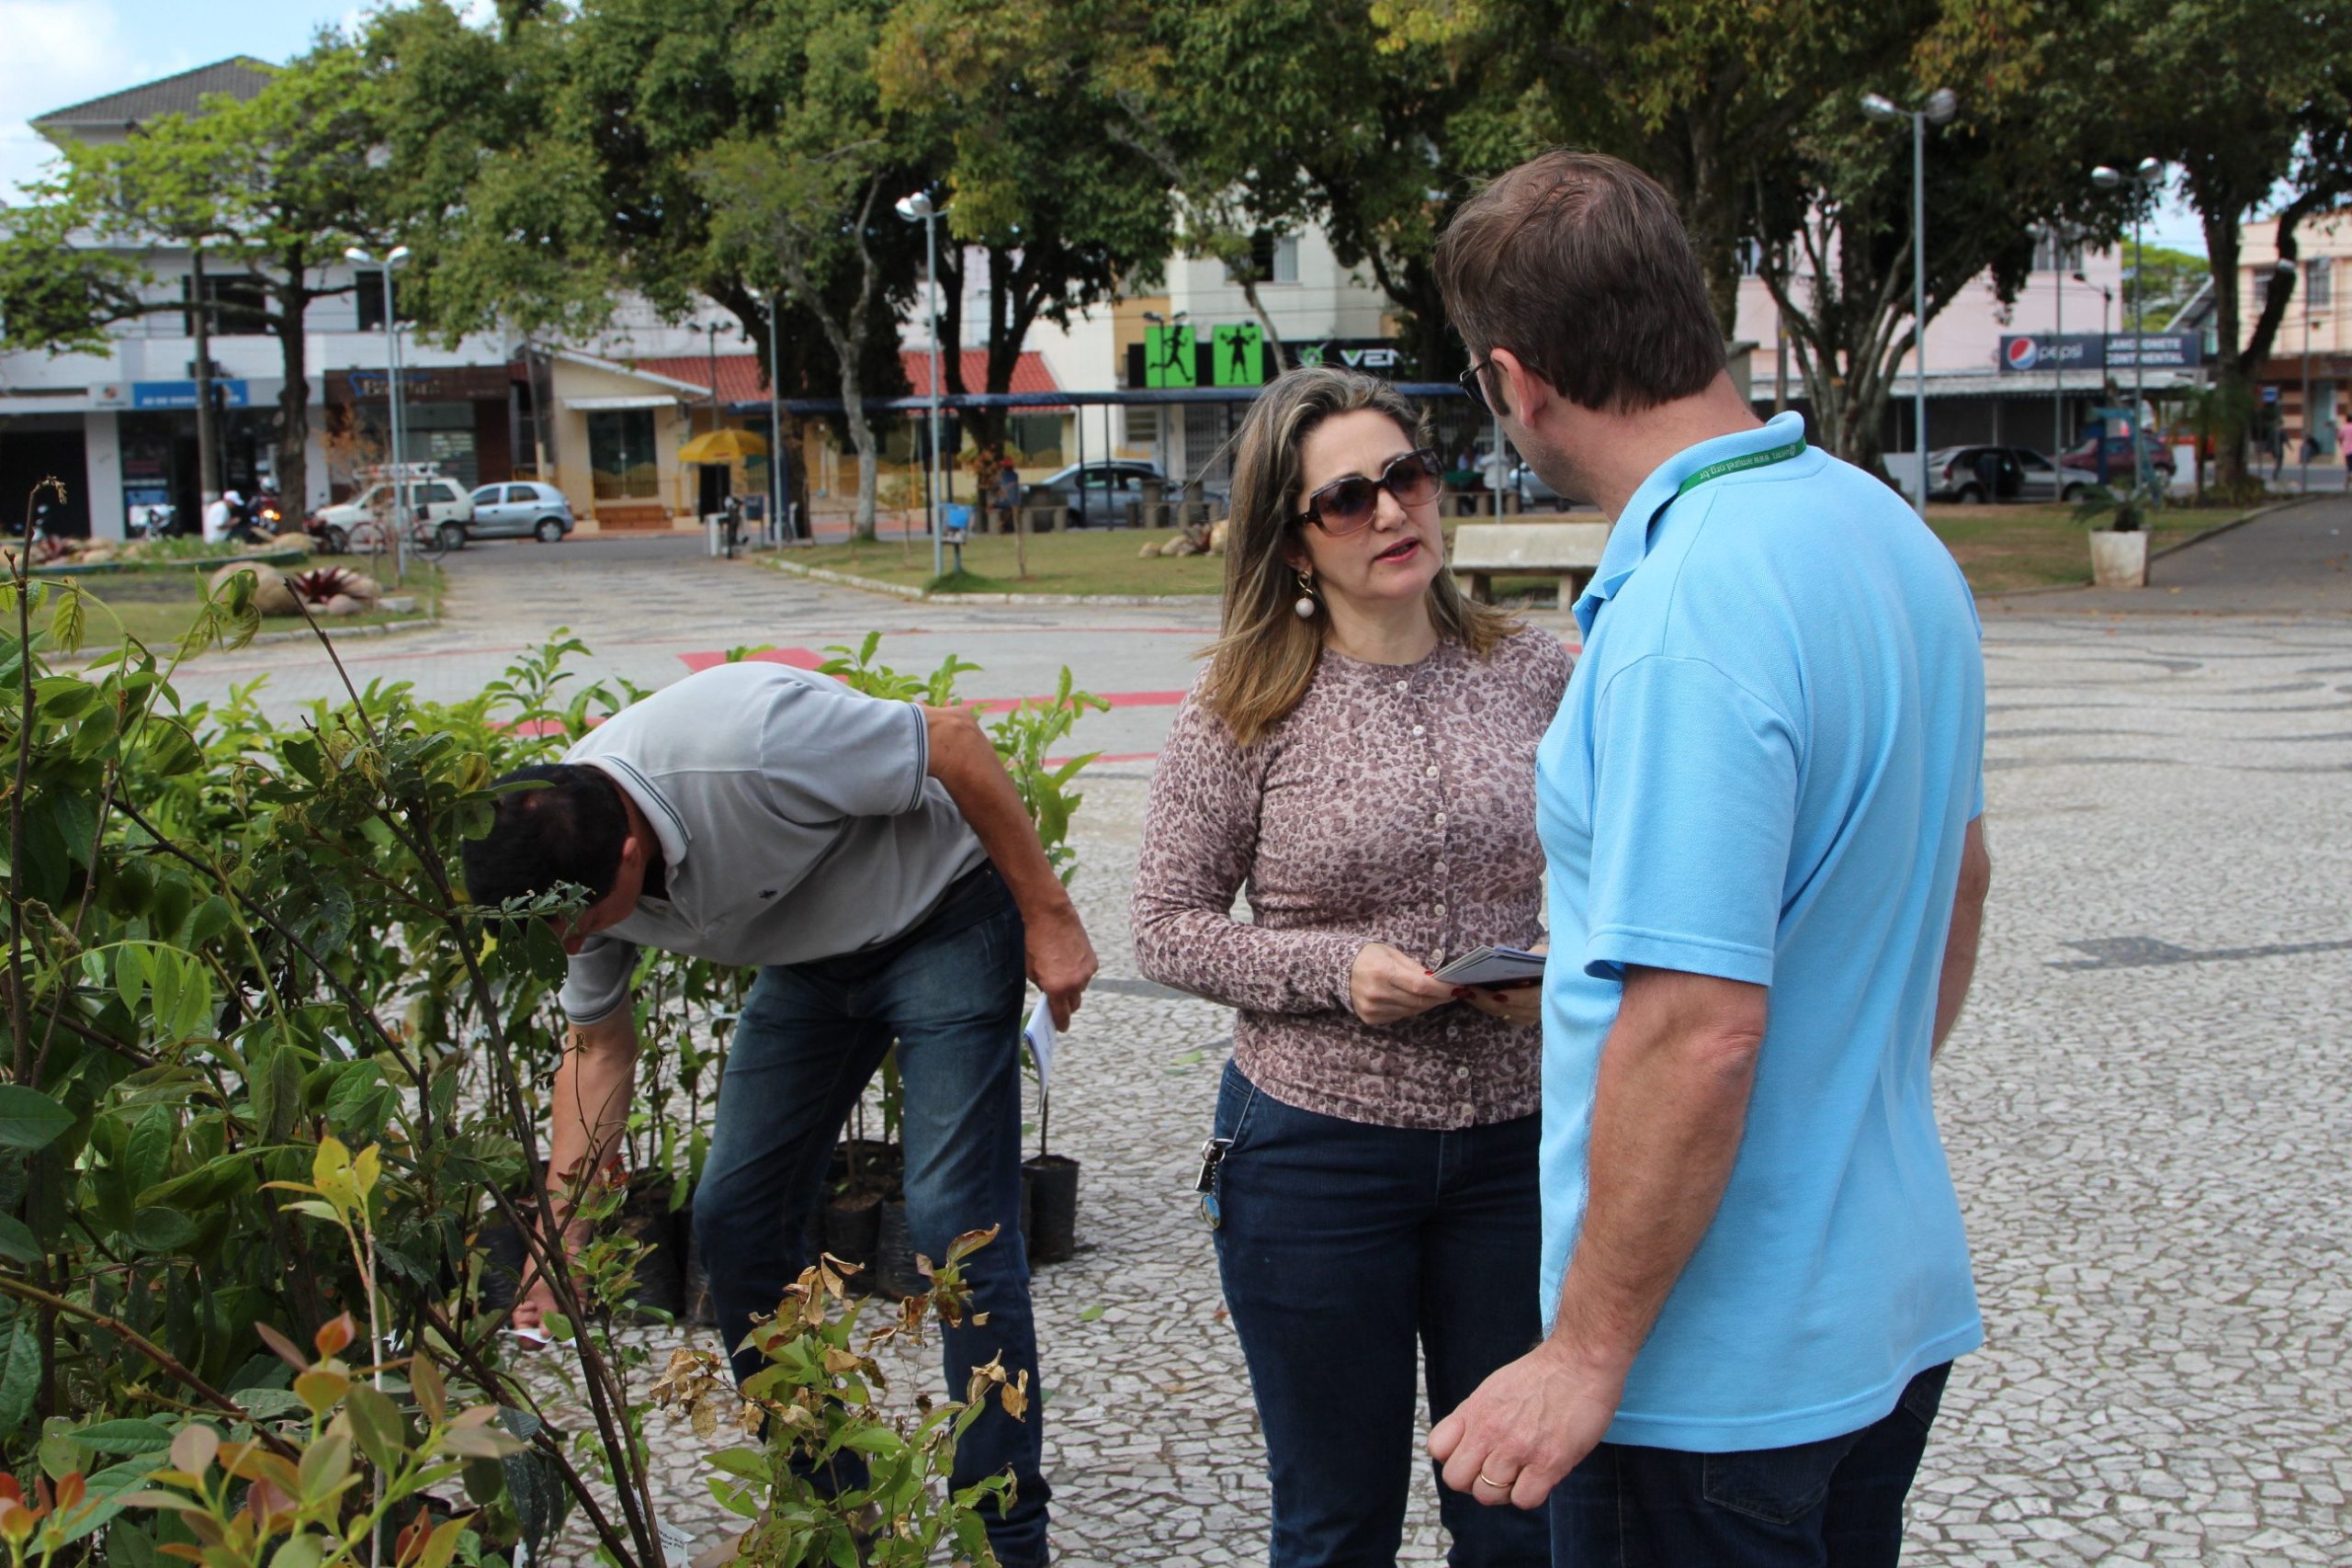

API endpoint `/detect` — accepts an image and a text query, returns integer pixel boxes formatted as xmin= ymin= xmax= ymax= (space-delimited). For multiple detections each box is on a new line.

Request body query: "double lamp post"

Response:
xmin=345 ymin=244 xmax=413 ymax=578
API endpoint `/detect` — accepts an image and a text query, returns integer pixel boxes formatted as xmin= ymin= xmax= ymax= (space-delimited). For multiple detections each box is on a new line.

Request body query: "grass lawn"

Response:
xmin=25 ymin=556 xmax=444 ymax=654
xmin=1923 ymin=502 xmax=2231 ymax=594
xmin=784 ymin=502 xmax=2261 ymax=602
xmin=789 ymin=528 xmax=1229 ymax=595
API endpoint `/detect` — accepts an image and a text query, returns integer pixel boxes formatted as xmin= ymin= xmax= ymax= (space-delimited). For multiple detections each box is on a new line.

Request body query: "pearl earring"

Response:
xmin=1294 ymin=570 xmax=1317 ymax=619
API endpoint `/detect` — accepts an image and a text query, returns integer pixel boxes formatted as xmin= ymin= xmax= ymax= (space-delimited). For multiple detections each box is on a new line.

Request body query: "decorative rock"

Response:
xmin=208 ymin=562 xmax=300 ymax=617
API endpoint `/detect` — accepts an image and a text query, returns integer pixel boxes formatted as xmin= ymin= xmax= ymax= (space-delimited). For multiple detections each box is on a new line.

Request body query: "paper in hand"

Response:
xmin=1431 ymin=945 xmax=1547 ymax=988
xmin=1023 ymin=993 xmax=1057 ymax=1091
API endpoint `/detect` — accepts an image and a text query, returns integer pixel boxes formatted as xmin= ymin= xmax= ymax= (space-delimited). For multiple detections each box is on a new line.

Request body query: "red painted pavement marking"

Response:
xmin=968 ymin=689 xmax=1187 ymax=713
xmin=676 ymin=646 xmax=827 ymax=673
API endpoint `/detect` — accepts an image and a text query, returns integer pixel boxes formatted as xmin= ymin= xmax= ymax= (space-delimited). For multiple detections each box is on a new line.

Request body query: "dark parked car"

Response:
xmin=1923 ymin=446 xmax=2086 ymax=504
xmin=1022 ymin=460 xmax=1227 ymax=525
xmin=2060 ymin=434 xmax=2176 ymax=487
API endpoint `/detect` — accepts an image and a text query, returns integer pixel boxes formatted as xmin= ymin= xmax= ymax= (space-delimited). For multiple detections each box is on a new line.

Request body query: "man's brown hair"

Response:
xmin=1435 ymin=150 xmax=1724 ymax=414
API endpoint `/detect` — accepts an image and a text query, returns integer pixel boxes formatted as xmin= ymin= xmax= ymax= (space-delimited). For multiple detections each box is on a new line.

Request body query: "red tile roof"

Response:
xmin=628 ymin=350 xmax=1066 ymax=409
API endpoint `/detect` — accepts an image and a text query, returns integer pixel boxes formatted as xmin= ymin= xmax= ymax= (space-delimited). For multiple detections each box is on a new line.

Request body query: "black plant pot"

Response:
xmin=1023 ymin=1155 xmax=1079 ymax=1266
xmin=872 ymin=1199 xmax=929 ymax=1300
xmin=479 ymin=1206 xmax=527 ymax=1317
xmin=619 ymin=1176 xmax=688 ymax=1322
xmin=822 ymin=1190 xmax=884 ymax=1285
xmin=1020 ymin=1166 xmax=1035 ymax=1254
xmin=476 ymin=1162 xmax=549 ymax=1317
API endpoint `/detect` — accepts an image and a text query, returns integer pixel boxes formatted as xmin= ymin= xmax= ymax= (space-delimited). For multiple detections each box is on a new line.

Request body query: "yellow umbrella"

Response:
xmin=678 ymin=427 xmax=769 ymax=463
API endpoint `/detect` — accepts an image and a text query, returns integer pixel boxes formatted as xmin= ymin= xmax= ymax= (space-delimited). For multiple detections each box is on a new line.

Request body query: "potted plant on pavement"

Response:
xmin=2075 ymin=479 xmax=2161 ymax=588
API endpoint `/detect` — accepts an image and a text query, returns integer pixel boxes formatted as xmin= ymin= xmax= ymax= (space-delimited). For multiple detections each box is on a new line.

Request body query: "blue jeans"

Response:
xmin=1549 ymin=1362 xmax=1952 ymax=1568
xmin=691 ymin=865 xmax=1047 ymax=1566
xmin=1208 ymin=1061 xmax=1549 ymax=1568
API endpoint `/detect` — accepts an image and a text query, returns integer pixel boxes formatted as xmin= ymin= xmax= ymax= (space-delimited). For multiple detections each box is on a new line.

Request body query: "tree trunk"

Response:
xmin=1676 ymin=120 xmax=1742 ymax=337
xmin=1237 ymin=275 xmax=1287 ymax=375
xmin=271 ymin=262 xmax=311 ymax=525
xmin=837 ymin=345 xmax=877 ymax=541
xmin=2205 ymin=208 xmax=2253 ymax=494
xmin=191 ymin=246 xmax=220 ymax=504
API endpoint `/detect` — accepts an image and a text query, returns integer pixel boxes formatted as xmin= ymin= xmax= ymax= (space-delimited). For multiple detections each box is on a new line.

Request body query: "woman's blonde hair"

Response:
xmin=1200 ymin=367 xmax=1515 ymax=748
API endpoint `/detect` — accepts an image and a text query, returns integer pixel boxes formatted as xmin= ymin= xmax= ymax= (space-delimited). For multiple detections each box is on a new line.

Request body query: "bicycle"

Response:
xmin=407 ymin=513 xmax=466 ymax=560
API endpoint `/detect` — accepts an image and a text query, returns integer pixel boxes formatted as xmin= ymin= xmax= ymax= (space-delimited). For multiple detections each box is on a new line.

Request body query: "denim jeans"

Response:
xmin=1548 ymin=1362 xmax=1952 ymax=1568
xmin=691 ymin=865 xmax=1047 ymax=1566
xmin=1208 ymin=1061 xmax=1549 ymax=1568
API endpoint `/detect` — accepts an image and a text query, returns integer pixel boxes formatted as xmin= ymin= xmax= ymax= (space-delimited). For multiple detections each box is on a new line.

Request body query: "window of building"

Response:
xmin=354 ymin=271 xmax=414 ymax=332
xmin=2033 ymin=229 xmax=2086 ymax=274
xmin=2256 ymin=261 xmax=2333 ymax=311
xmin=183 ymin=272 xmax=268 ymax=337
xmin=1228 ymin=231 xmax=1300 ymax=286
xmin=587 ymin=409 xmax=660 ymax=499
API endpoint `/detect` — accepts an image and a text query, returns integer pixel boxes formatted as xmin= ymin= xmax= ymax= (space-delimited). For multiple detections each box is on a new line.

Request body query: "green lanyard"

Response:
xmin=1673 ymin=437 xmax=1807 ymax=498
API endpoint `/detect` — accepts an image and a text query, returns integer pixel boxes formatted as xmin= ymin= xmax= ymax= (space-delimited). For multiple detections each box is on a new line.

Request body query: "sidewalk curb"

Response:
xmin=762 ymin=556 xmax=1215 ymax=607
xmin=242 ymin=615 xmax=439 ymax=647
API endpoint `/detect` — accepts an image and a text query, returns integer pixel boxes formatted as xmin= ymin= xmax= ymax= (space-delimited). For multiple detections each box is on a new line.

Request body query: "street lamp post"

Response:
xmin=1862 ymin=87 xmax=1959 ymax=520
xmin=2054 ymin=240 xmax=2066 ymax=467
xmin=895 ymin=191 xmax=945 ymax=581
xmin=345 ymin=244 xmax=412 ymax=578
xmin=767 ymin=289 xmax=788 ymax=544
xmin=2091 ymin=158 xmax=2166 ymax=493
xmin=2072 ymin=268 xmax=2116 ymax=481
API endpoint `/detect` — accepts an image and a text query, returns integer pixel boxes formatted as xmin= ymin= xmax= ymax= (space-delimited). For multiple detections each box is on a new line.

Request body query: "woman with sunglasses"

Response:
xmin=1132 ymin=367 xmax=1569 ymax=1565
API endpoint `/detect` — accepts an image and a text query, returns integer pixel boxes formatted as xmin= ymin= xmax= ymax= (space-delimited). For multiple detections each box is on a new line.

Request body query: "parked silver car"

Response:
xmin=467 ymin=480 xmax=576 ymax=542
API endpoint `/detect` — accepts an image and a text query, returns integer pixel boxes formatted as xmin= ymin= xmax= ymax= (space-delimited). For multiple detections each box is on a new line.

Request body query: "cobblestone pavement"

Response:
xmin=503 ymin=611 xmax=2346 ymax=1568
xmin=233 ymin=533 xmax=2346 ymax=1563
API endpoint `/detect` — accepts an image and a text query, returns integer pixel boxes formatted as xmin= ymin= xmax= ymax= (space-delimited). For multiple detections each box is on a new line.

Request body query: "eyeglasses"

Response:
xmin=1296 ymin=448 xmax=1443 ymax=535
xmin=1458 ymin=360 xmax=1494 ymax=414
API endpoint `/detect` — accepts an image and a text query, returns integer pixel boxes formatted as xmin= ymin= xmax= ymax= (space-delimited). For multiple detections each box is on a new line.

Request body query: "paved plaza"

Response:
xmin=174 ymin=514 xmax=2352 ymax=1565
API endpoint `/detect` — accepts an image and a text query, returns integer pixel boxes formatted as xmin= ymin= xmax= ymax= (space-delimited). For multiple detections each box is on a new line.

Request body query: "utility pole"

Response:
xmin=190 ymin=245 xmax=220 ymax=506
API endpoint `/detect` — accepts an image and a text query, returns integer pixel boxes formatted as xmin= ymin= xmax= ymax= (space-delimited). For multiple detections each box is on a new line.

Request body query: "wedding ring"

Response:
xmin=1476 ymin=1471 xmax=1511 ymax=1491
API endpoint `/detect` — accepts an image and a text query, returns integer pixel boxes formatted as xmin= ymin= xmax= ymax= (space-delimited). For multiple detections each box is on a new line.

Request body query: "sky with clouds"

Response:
xmin=4 ymin=0 xmax=2216 ymax=255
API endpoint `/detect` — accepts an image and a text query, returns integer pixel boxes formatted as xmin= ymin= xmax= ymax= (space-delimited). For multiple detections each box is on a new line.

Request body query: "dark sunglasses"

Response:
xmin=1296 ymin=449 xmax=1443 ymax=536
xmin=1458 ymin=360 xmax=1495 ymax=414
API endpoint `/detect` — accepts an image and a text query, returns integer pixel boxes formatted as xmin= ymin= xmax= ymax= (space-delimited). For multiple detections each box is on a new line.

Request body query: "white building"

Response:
xmin=0 ymin=60 xmax=526 ymax=539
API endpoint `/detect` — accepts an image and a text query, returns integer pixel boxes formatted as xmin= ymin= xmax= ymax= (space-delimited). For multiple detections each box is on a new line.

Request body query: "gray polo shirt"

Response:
xmin=557 ymin=662 xmax=986 ymax=1025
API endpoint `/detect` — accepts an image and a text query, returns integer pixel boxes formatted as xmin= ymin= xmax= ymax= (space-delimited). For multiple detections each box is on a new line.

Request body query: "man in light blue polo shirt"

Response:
xmin=1425 ymin=152 xmax=1994 ymax=1566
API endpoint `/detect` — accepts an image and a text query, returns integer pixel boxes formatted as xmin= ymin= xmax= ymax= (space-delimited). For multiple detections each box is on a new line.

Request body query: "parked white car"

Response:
xmin=311 ymin=477 xmax=474 ymax=555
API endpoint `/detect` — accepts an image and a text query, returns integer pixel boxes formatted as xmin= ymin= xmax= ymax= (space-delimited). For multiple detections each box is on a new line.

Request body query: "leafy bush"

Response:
xmin=1 ymin=549 xmax=1101 ymax=1566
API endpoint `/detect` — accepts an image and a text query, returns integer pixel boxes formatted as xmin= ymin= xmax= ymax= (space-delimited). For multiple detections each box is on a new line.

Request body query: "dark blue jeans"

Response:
xmin=1208 ymin=1061 xmax=1549 ymax=1568
xmin=691 ymin=866 xmax=1047 ymax=1566
xmin=1549 ymin=1362 xmax=1952 ymax=1568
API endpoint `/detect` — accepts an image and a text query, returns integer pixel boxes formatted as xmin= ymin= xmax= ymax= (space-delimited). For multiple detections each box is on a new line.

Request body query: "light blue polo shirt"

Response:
xmin=1537 ymin=411 xmax=1985 ymax=1452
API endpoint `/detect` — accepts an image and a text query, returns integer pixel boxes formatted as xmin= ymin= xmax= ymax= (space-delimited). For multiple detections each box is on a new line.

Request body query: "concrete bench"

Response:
xmin=1450 ymin=522 xmax=1611 ymax=604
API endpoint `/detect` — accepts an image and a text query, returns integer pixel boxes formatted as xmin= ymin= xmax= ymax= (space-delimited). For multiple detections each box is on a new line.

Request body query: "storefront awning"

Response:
xmin=563 ymin=394 xmax=684 ymax=412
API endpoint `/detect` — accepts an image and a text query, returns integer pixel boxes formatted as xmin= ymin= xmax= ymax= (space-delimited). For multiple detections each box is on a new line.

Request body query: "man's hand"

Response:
xmin=1349 ymin=942 xmax=1458 ymax=1025
xmin=1028 ymin=899 xmax=1098 ymax=1029
xmin=1429 ymin=1339 xmax=1623 ymax=1510
xmin=923 ymin=703 xmax=1100 ymax=1028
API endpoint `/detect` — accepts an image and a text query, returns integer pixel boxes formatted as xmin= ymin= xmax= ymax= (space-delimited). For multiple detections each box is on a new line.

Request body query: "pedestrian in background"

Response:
xmin=1132 ymin=366 xmax=1569 ymax=1567
xmin=1427 ymin=150 xmax=1993 ymax=1568
xmin=992 ymin=449 xmax=1022 ymax=535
